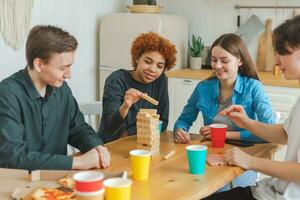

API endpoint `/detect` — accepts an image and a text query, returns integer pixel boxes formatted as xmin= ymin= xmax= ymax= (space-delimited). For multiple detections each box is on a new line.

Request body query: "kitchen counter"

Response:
xmin=166 ymin=69 xmax=299 ymax=88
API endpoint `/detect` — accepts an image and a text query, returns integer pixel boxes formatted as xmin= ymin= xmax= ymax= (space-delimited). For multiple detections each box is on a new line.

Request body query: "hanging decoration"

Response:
xmin=0 ymin=0 xmax=34 ymax=50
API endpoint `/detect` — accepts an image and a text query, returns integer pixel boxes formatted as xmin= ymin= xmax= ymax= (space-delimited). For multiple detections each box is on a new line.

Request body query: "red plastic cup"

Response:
xmin=209 ymin=124 xmax=227 ymax=148
xmin=73 ymin=171 xmax=104 ymax=192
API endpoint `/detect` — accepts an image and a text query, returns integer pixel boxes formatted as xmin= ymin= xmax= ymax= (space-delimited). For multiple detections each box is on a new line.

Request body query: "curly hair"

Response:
xmin=131 ymin=32 xmax=177 ymax=71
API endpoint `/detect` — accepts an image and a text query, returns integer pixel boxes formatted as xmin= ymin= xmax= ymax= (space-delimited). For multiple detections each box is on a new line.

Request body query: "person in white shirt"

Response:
xmin=204 ymin=15 xmax=300 ymax=200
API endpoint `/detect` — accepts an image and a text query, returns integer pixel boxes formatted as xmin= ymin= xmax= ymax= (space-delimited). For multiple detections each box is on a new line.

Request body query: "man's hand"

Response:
xmin=72 ymin=149 xmax=100 ymax=170
xmin=174 ymin=128 xmax=191 ymax=144
xmin=94 ymin=145 xmax=110 ymax=168
xmin=224 ymin=147 xmax=255 ymax=170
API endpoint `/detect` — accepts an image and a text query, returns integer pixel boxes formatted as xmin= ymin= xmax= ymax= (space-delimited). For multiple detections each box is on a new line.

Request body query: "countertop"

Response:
xmin=166 ymin=69 xmax=299 ymax=88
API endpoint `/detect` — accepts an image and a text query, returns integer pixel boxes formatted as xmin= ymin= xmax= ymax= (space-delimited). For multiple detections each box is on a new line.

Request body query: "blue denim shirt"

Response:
xmin=174 ymin=74 xmax=275 ymax=142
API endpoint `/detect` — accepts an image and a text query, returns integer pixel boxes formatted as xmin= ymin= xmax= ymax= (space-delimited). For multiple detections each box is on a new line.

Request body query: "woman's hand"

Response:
xmin=199 ymin=126 xmax=211 ymax=139
xmin=123 ymin=88 xmax=143 ymax=108
xmin=119 ymin=88 xmax=143 ymax=119
xmin=174 ymin=128 xmax=191 ymax=144
xmin=224 ymin=147 xmax=255 ymax=170
xmin=220 ymin=105 xmax=251 ymax=129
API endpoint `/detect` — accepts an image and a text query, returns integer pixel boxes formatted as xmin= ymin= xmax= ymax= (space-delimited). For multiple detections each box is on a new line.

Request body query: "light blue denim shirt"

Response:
xmin=174 ymin=73 xmax=276 ymax=142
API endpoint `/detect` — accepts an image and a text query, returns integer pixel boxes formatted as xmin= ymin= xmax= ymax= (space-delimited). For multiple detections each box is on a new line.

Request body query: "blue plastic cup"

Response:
xmin=158 ymin=120 xmax=163 ymax=134
xmin=186 ymin=145 xmax=207 ymax=174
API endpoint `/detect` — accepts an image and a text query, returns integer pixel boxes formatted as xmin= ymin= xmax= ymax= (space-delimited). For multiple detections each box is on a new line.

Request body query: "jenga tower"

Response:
xmin=136 ymin=109 xmax=160 ymax=155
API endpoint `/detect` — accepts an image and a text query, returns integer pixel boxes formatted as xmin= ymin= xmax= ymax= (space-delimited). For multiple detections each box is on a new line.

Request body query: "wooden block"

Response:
xmin=137 ymin=144 xmax=160 ymax=155
xmin=137 ymin=127 xmax=160 ymax=134
xmin=30 ymin=170 xmax=40 ymax=181
xmin=141 ymin=94 xmax=159 ymax=106
xmin=137 ymin=127 xmax=159 ymax=134
xmin=163 ymin=150 xmax=175 ymax=160
xmin=137 ymin=134 xmax=159 ymax=140
xmin=137 ymin=138 xmax=160 ymax=147
xmin=136 ymin=114 xmax=150 ymax=120
xmin=137 ymin=137 xmax=151 ymax=144
xmin=137 ymin=115 xmax=159 ymax=121
xmin=151 ymin=114 xmax=160 ymax=119
xmin=137 ymin=123 xmax=158 ymax=129
xmin=137 ymin=136 xmax=160 ymax=145
xmin=139 ymin=108 xmax=157 ymax=114
xmin=137 ymin=131 xmax=160 ymax=137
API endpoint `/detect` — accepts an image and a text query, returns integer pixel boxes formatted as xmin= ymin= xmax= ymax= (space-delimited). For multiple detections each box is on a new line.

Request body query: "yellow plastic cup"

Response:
xmin=103 ymin=177 xmax=132 ymax=200
xmin=130 ymin=149 xmax=152 ymax=180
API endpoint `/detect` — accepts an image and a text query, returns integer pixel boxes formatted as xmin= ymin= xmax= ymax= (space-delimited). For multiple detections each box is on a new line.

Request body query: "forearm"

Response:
xmin=245 ymin=120 xmax=287 ymax=144
xmin=69 ymin=114 xmax=104 ymax=152
xmin=174 ymin=88 xmax=199 ymax=132
xmin=226 ymin=131 xmax=267 ymax=142
xmin=251 ymin=157 xmax=300 ymax=184
xmin=174 ymin=119 xmax=189 ymax=132
xmin=173 ymin=110 xmax=198 ymax=132
xmin=99 ymin=110 xmax=125 ymax=141
xmin=69 ymin=131 xmax=103 ymax=153
xmin=226 ymin=131 xmax=240 ymax=140
xmin=119 ymin=103 xmax=130 ymax=119
xmin=239 ymin=130 xmax=267 ymax=143
xmin=2 ymin=149 xmax=73 ymax=171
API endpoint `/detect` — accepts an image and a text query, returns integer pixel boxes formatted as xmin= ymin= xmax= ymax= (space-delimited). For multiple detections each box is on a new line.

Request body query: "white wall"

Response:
xmin=158 ymin=0 xmax=300 ymax=45
xmin=0 ymin=0 xmax=127 ymax=102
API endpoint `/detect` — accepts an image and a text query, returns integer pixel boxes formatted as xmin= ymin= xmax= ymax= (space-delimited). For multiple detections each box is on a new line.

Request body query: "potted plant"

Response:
xmin=133 ymin=0 xmax=147 ymax=4
xmin=189 ymin=34 xmax=204 ymax=70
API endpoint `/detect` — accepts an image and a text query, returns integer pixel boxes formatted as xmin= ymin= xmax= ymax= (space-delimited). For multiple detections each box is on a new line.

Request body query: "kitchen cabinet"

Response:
xmin=167 ymin=77 xmax=203 ymax=133
xmin=264 ymin=85 xmax=299 ymax=122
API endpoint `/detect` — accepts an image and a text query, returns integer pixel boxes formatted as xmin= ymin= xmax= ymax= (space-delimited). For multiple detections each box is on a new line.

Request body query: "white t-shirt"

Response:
xmin=251 ymin=95 xmax=300 ymax=200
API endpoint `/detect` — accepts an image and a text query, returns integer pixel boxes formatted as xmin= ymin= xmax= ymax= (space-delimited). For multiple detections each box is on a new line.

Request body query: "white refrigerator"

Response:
xmin=99 ymin=13 xmax=188 ymax=99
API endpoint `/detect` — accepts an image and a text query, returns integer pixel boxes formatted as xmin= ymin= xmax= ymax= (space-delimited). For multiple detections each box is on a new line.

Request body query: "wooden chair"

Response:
xmin=79 ymin=101 xmax=102 ymax=130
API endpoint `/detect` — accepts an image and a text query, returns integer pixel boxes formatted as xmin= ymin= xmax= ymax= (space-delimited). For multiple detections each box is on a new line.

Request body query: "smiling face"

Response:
xmin=34 ymin=51 xmax=74 ymax=88
xmin=211 ymin=45 xmax=242 ymax=81
xmin=275 ymin=48 xmax=300 ymax=81
xmin=131 ymin=51 xmax=166 ymax=84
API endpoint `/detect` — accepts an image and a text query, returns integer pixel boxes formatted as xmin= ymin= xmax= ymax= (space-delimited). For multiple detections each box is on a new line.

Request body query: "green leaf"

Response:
xmin=189 ymin=34 xmax=204 ymax=57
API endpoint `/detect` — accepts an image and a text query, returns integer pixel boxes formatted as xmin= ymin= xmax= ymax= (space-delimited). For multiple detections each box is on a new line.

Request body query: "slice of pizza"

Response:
xmin=23 ymin=188 xmax=75 ymax=200
xmin=58 ymin=176 xmax=75 ymax=189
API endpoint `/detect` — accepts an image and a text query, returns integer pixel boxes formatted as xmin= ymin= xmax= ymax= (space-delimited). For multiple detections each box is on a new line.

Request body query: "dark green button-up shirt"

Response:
xmin=0 ymin=68 xmax=103 ymax=170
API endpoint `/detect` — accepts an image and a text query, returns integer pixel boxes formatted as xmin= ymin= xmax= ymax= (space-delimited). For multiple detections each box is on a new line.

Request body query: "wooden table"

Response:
xmin=102 ymin=132 xmax=280 ymax=200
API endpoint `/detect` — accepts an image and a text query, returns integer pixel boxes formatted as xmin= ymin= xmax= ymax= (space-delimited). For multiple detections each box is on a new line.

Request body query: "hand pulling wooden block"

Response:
xmin=163 ymin=150 xmax=175 ymax=160
xmin=142 ymin=94 xmax=159 ymax=105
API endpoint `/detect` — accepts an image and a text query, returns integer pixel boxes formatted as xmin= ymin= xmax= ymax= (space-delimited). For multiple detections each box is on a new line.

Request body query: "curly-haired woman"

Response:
xmin=98 ymin=32 xmax=177 ymax=143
